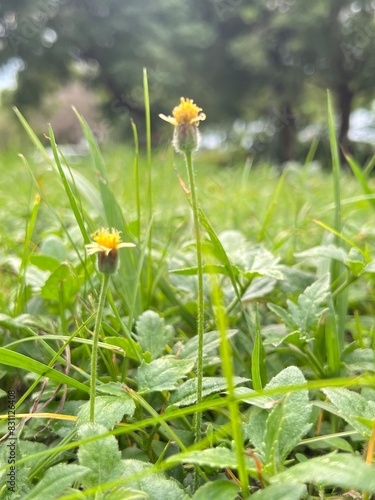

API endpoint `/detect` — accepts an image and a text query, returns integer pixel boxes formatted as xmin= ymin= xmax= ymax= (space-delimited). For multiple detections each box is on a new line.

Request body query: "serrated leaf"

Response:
xmin=167 ymin=448 xmax=255 ymax=471
xmin=22 ymin=464 xmax=89 ymax=500
xmin=135 ymin=357 xmax=195 ymax=392
xmin=322 ymin=387 xmax=375 ymax=437
xmin=135 ymin=310 xmax=174 ymax=359
xmin=168 ymin=376 xmax=249 ymax=407
xmin=120 ymin=459 xmax=185 ymax=500
xmin=218 ymin=231 xmax=283 ymax=280
xmin=266 ymin=303 xmax=295 ymax=331
xmin=246 ymin=367 xmax=311 ymax=471
xmin=272 ymin=453 xmax=375 ymax=493
xmin=191 ymin=479 xmax=239 ymax=499
xmin=295 ymin=245 xmax=348 ymax=264
xmin=252 ymin=483 xmax=306 ymax=499
xmin=78 ymin=423 xmax=122 ymax=488
xmin=287 ymin=273 xmax=330 ymax=334
xmin=77 ymin=395 xmax=135 ymax=429
xmin=173 ymin=330 xmax=238 ymax=360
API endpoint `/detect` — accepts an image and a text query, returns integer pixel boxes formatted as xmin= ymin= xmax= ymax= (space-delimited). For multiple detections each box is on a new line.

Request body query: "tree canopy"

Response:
xmin=1 ymin=0 xmax=375 ymax=161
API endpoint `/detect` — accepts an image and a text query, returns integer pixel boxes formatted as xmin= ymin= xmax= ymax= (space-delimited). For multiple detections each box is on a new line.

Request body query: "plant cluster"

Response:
xmin=1 ymin=82 xmax=375 ymax=499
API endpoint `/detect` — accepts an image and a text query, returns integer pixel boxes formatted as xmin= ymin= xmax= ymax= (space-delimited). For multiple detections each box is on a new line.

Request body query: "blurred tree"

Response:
xmin=230 ymin=0 xmax=375 ymax=161
xmin=0 ymin=0 xmax=249 ymax=140
xmin=0 ymin=0 xmax=374 ymax=159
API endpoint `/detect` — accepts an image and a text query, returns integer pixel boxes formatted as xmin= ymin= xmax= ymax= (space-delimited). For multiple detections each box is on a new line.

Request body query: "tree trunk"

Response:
xmin=336 ymin=83 xmax=353 ymax=155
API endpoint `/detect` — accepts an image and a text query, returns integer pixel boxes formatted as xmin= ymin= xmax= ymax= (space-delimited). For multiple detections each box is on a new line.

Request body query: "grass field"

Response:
xmin=1 ymin=99 xmax=375 ymax=499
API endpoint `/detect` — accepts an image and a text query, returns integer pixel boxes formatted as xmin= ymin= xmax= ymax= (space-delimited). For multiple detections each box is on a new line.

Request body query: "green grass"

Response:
xmin=1 ymin=98 xmax=375 ymax=499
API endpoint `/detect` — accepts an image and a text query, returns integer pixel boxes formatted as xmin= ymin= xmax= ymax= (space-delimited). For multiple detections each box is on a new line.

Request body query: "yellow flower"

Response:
xmin=159 ymin=97 xmax=206 ymax=127
xmin=159 ymin=97 xmax=206 ymax=154
xmin=86 ymin=228 xmax=135 ymax=274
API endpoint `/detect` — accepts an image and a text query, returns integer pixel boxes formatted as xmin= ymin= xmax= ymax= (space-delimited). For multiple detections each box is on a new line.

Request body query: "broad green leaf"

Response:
xmin=135 ymin=310 xmax=174 ymax=359
xmin=252 ymin=483 xmax=306 ymax=499
xmin=167 ymin=448 xmax=255 ymax=471
xmin=41 ymin=262 xmax=79 ymax=302
xmin=272 ymin=453 xmax=375 ymax=493
xmin=342 ymin=348 xmax=375 ymax=373
xmin=103 ymin=489 xmax=147 ymax=499
xmin=22 ymin=464 xmax=89 ymax=500
xmin=191 ymin=479 xmax=239 ymax=499
xmin=104 ymin=337 xmax=143 ymax=362
xmin=96 ymin=382 xmax=130 ymax=396
xmin=30 ymin=254 xmax=61 ymax=272
xmin=268 ymin=275 xmax=330 ymax=337
xmin=78 ymin=423 xmax=122 ymax=489
xmin=295 ymin=245 xmax=348 ymax=264
xmin=77 ymin=395 xmax=135 ymax=429
xmin=307 ymin=435 xmax=354 ymax=453
xmin=168 ymin=376 xmax=249 ymax=407
xmin=246 ymin=366 xmax=311 ymax=471
xmin=39 ymin=234 xmax=68 ymax=261
xmin=0 ymin=389 xmax=7 ymax=398
xmin=173 ymin=330 xmax=238 ymax=360
xmin=266 ymin=303 xmax=295 ymax=331
xmin=287 ymin=273 xmax=330 ymax=335
xmin=135 ymin=357 xmax=195 ymax=392
xmin=0 ymin=440 xmax=29 ymax=498
xmin=218 ymin=231 xmax=284 ymax=280
xmin=363 ymin=260 xmax=375 ymax=273
xmin=0 ymin=313 xmax=46 ymax=331
xmin=322 ymin=387 xmax=375 ymax=437
xmin=242 ymin=277 xmax=276 ymax=303
xmin=120 ymin=459 xmax=185 ymax=500
xmin=0 ymin=348 xmax=89 ymax=393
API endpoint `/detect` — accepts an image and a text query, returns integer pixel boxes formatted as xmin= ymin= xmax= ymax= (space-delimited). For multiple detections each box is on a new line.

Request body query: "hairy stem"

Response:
xmin=184 ymin=151 xmax=204 ymax=488
xmin=90 ymin=274 xmax=110 ymax=422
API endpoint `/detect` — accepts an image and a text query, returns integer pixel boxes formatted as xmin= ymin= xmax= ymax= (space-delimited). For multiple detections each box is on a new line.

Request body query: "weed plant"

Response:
xmin=0 ymin=83 xmax=375 ymax=499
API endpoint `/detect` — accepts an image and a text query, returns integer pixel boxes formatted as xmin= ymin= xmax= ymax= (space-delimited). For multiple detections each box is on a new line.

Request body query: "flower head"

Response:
xmin=159 ymin=97 xmax=206 ymax=153
xmin=86 ymin=228 xmax=135 ymax=274
xmin=159 ymin=97 xmax=206 ymax=127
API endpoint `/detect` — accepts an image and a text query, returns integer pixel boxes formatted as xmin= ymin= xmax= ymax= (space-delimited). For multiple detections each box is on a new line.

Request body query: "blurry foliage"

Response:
xmin=1 ymin=0 xmax=375 ymax=160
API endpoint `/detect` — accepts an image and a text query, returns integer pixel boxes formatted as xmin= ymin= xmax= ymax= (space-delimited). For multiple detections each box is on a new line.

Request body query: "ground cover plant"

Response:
xmin=1 ymin=80 xmax=375 ymax=499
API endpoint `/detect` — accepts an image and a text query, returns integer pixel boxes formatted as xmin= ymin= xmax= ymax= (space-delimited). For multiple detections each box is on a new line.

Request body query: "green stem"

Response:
xmin=90 ymin=274 xmax=110 ymax=422
xmin=211 ymin=274 xmax=250 ymax=497
xmin=184 ymin=151 xmax=204 ymax=488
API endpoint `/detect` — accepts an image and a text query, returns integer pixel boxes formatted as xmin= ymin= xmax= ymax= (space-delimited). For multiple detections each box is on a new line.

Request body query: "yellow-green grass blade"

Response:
xmin=0 ymin=348 xmax=89 ymax=393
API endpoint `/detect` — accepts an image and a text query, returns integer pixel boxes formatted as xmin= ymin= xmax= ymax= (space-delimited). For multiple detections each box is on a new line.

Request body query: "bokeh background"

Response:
xmin=1 ymin=0 xmax=375 ymax=164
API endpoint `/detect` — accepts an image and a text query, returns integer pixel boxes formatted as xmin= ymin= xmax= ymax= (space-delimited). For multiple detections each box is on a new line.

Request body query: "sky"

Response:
xmin=0 ymin=57 xmax=23 ymax=92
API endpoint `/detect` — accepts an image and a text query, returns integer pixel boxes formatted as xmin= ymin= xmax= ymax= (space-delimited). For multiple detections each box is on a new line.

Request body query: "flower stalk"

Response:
xmin=160 ymin=98 xmax=206 ymax=489
xmin=184 ymin=150 xmax=205 ymax=447
xmin=86 ymin=228 xmax=135 ymax=422
xmin=89 ymin=273 xmax=109 ymax=422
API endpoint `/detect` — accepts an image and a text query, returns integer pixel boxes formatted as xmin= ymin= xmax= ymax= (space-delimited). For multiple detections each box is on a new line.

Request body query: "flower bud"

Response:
xmin=159 ymin=97 xmax=206 ymax=154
